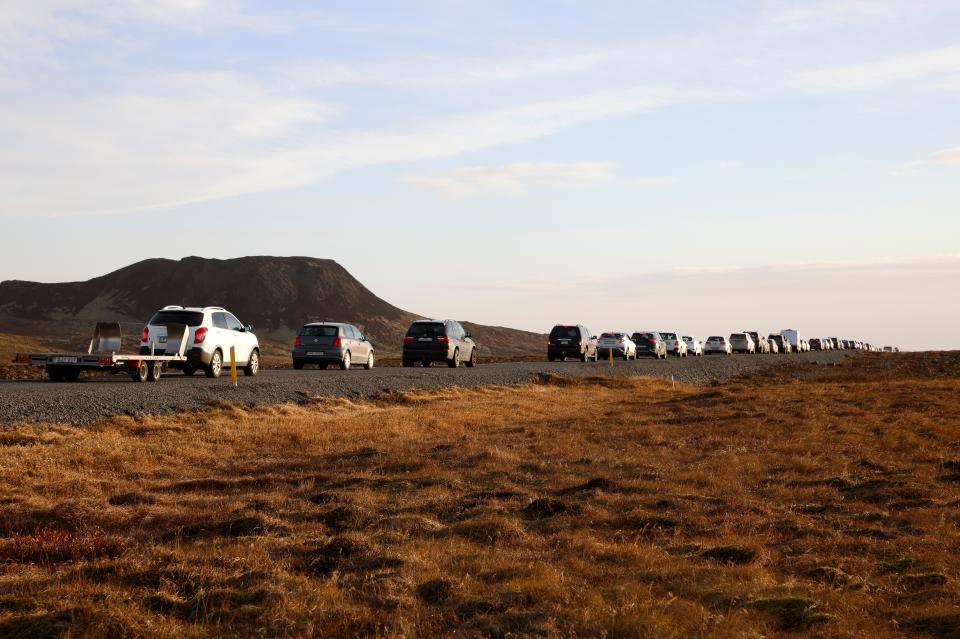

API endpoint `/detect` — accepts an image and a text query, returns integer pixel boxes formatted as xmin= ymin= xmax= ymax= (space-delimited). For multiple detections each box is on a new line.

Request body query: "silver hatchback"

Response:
xmin=292 ymin=322 xmax=374 ymax=370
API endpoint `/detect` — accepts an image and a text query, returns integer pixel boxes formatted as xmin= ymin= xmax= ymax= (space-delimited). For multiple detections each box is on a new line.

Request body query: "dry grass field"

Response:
xmin=0 ymin=352 xmax=958 ymax=637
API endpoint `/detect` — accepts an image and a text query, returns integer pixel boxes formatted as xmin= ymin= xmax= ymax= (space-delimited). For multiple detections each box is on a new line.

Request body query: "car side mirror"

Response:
xmin=464 ymin=332 xmax=471 ymax=339
xmin=244 ymin=324 xmax=252 ymax=332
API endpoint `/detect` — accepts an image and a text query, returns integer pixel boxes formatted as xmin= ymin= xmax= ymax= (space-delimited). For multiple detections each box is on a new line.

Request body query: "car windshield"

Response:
xmin=683 ymin=336 xmax=693 ymax=341
xmin=407 ymin=322 xmax=445 ymax=337
xmin=550 ymin=326 xmax=579 ymax=339
xmin=660 ymin=333 xmax=676 ymax=339
xmin=601 ymin=332 xmax=623 ymax=338
xmin=731 ymin=333 xmax=745 ymax=339
xmin=149 ymin=310 xmax=204 ymax=327
xmin=301 ymin=325 xmax=339 ymax=337
xmin=636 ymin=333 xmax=655 ymax=340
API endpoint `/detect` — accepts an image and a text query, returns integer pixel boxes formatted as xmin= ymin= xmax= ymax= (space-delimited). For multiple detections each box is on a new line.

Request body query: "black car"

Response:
xmin=769 ymin=334 xmax=790 ymax=353
xmin=402 ymin=319 xmax=476 ymax=368
xmin=547 ymin=325 xmax=598 ymax=362
xmin=632 ymin=331 xmax=667 ymax=359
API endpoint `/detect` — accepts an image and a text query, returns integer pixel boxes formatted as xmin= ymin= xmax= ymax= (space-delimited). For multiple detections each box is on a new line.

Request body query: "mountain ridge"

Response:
xmin=0 ymin=256 xmax=544 ymax=356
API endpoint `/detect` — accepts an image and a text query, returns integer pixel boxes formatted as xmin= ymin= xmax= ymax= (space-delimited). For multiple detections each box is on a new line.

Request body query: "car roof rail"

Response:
xmin=161 ymin=305 xmax=184 ymax=310
xmin=204 ymin=306 xmax=225 ymax=311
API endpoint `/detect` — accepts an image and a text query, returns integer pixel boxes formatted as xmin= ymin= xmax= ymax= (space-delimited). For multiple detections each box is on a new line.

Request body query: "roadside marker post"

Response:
xmin=609 ymin=346 xmax=613 ymax=367
xmin=230 ymin=346 xmax=238 ymax=387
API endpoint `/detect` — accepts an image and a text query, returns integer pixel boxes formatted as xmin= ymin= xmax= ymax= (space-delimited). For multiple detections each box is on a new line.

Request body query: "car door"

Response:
xmin=223 ymin=313 xmax=247 ymax=363
xmin=351 ymin=325 xmax=370 ymax=359
xmin=582 ymin=326 xmax=594 ymax=356
xmin=211 ymin=312 xmax=230 ymax=354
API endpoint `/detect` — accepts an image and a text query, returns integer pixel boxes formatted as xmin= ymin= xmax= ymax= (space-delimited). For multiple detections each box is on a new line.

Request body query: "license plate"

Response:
xmin=52 ymin=356 xmax=78 ymax=363
xmin=558 ymin=340 xmax=569 ymax=344
xmin=158 ymin=336 xmax=167 ymax=343
xmin=307 ymin=351 xmax=324 ymax=356
xmin=418 ymin=337 xmax=432 ymax=341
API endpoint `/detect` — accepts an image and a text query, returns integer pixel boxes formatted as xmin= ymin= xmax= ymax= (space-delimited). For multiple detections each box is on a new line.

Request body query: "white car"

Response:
xmin=140 ymin=305 xmax=260 ymax=378
xmin=597 ymin=332 xmax=637 ymax=360
xmin=704 ymin=335 xmax=732 ymax=355
xmin=682 ymin=335 xmax=703 ymax=356
xmin=658 ymin=331 xmax=688 ymax=357
xmin=730 ymin=333 xmax=755 ymax=354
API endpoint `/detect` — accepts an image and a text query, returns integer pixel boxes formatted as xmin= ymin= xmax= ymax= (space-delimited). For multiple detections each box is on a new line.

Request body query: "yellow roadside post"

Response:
xmin=230 ymin=346 xmax=238 ymax=387
xmin=609 ymin=345 xmax=613 ymax=367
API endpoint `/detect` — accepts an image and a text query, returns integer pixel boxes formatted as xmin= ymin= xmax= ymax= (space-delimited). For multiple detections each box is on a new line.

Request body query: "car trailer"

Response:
xmin=13 ymin=322 xmax=190 ymax=383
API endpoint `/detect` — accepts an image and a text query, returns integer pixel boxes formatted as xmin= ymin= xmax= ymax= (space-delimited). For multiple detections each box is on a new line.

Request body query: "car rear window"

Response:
xmin=731 ymin=333 xmax=745 ymax=338
xmin=550 ymin=326 xmax=580 ymax=339
xmin=301 ymin=325 xmax=339 ymax=337
xmin=407 ymin=322 xmax=445 ymax=338
xmin=149 ymin=310 xmax=204 ymax=327
xmin=660 ymin=333 xmax=676 ymax=339
xmin=683 ymin=336 xmax=692 ymax=341
xmin=708 ymin=336 xmax=723 ymax=341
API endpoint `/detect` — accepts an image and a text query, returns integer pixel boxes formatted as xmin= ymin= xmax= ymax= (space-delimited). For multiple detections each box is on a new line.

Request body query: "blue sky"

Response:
xmin=1 ymin=0 xmax=958 ymax=350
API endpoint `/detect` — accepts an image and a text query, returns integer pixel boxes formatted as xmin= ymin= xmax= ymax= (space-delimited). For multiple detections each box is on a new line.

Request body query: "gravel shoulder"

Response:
xmin=0 ymin=351 xmax=849 ymax=425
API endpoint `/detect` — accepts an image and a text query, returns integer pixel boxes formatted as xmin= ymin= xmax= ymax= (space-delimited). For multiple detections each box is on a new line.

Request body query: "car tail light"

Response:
xmin=436 ymin=336 xmax=450 ymax=343
xmin=99 ymin=356 xmax=113 ymax=365
xmin=547 ymin=340 xmax=554 ymax=346
xmin=403 ymin=336 xmax=415 ymax=342
xmin=15 ymin=354 xmax=30 ymax=363
xmin=648 ymin=338 xmax=656 ymax=343
xmin=618 ymin=338 xmax=624 ymax=343
xmin=141 ymin=326 xmax=149 ymax=342
xmin=332 ymin=337 xmax=342 ymax=347
xmin=293 ymin=336 xmax=302 ymax=347
xmin=194 ymin=327 xmax=208 ymax=344
xmin=577 ymin=341 xmax=583 ymax=347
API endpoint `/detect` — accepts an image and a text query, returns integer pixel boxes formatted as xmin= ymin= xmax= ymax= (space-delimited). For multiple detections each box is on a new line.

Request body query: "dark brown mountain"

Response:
xmin=0 ymin=256 xmax=544 ymax=357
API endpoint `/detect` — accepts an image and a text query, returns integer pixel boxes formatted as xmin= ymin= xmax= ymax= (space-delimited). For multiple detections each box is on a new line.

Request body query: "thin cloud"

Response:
xmin=401 ymin=162 xmax=613 ymax=198
xmin=930 ymin=146 xmax=960 ymax=165
xmin=799 ymin=45 xmax=960 ymax=90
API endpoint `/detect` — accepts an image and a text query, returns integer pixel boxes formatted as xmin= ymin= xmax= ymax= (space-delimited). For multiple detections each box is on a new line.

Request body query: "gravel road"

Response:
xmin=0 ymin=352 xmax=848 ymax=425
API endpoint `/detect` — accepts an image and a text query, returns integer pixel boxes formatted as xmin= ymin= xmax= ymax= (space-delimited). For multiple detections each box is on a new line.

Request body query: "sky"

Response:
xmin=1 ymin=0 xmax=958 ymax=351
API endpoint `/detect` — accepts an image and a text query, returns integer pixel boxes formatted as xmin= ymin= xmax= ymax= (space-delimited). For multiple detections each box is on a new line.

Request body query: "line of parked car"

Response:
xmin=546 ymin=325 xmax=890 ymax=361
xmin=135 ymin=305 xmax=893 ymax=379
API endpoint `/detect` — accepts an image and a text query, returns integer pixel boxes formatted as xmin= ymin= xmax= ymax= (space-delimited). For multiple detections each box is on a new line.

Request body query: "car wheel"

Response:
xmin=448 ymin=348 xmax=460 ymax=368
xmin=132 ymin=360 xmax=149 ymax=383
xmin=205 ymin=349 xmax=223 ymax=378
xmin=292 ymin=360 xmax=303 ymax=370
xmin=319 ymin=363 xmax=328 ymax=370
xmin=402 ymin=358 xmax=414 ymax=367
xmin=340 ymin=351 xmax=351 ymax=370
xmin=466 ymin=349 xmax=476 ymax=368
xmin=183 ymin=365 xmax=197 ymax=376
xmin=580 ymin=351 xmax=588 ymax=362
xmin=364 ymin=351 xmax=375 ymax=370
xmin=244 ymin=349 xmax=260 ymax=376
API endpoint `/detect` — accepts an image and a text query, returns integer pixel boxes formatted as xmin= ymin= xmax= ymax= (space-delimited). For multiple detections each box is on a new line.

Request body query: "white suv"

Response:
xmin=140 ymin=306 xmax=260 ymax=378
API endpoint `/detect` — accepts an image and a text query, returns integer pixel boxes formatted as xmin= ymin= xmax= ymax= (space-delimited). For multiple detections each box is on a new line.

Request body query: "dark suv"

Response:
xmin=632 ymin=331 xmax=667 ymax=358
xmin=547 ymin=325 xmax=598 ymax=362
xmin=402 ymin=320 xmax=476 ymax=368
xmin=292 ymin=322 xmax=374 ymax=370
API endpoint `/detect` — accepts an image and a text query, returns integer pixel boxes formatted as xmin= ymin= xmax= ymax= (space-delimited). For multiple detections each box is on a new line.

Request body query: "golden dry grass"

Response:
xmin=0 ymin=353 xmax=958 ymax=637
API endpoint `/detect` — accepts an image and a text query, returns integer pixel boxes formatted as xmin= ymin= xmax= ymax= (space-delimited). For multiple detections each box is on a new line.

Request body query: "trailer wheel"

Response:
xmin=47 ymin=366 xmax=64 ymax=382
xmin=147 ymin=361 xmax=163 ymax=382
xmin=131 ymin=361 xmax=149 ymax=383
xmin=63 ymin=369 xmax=80 ymax=382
